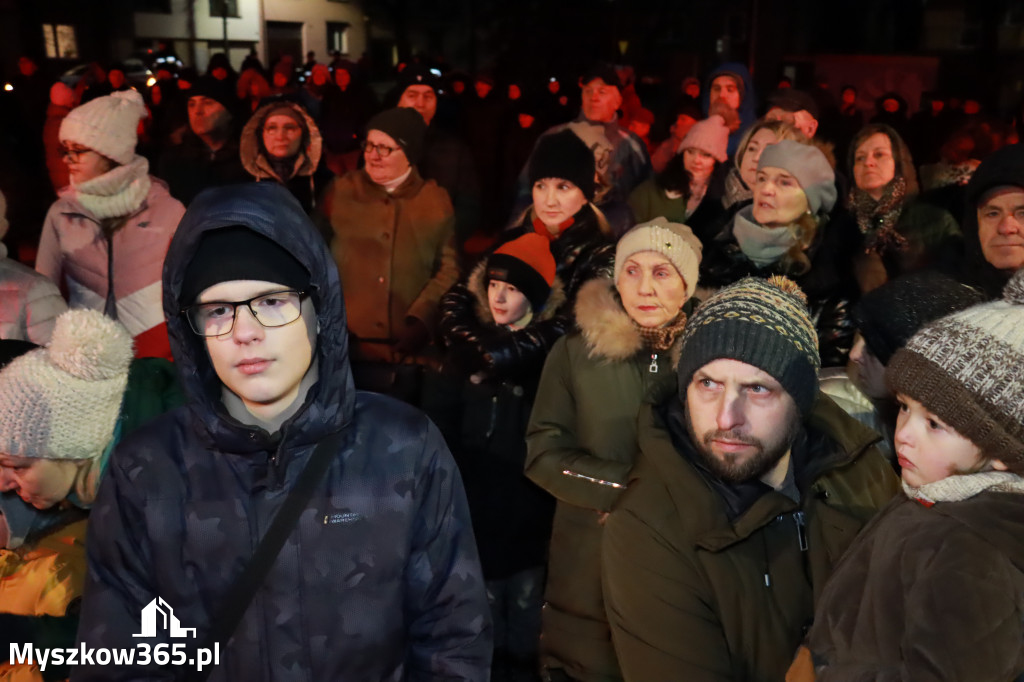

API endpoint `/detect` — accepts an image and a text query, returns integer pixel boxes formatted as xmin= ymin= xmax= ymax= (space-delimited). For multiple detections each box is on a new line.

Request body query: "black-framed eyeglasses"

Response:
xmin=60 ymin=145 xmax=93 ymax=162
xmin=182 ymin=290 xmax=307 ymax=337
xmin=360 ymin=140 xmax=400 ymax=157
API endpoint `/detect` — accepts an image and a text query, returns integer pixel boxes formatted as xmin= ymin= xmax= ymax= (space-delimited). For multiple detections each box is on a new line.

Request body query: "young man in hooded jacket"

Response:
xmin=73 ymin=182 xmax=491 ymax=681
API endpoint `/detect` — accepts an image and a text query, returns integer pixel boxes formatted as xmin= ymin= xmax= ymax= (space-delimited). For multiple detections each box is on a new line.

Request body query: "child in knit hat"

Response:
xmin=426 ymin=233 xmax=566 ymax=680
xmin=676 ymin=115 xmax=730 ymax=239
xmin=790 ymin=270 xmax=1024 ymax=681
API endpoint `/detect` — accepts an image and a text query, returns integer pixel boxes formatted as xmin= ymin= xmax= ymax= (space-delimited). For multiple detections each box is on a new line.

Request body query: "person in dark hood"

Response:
xmin=702 ymin=62 xmax=757 ymax=157
xmin=958 ymin=143 xmax=1024 ymax=298
xmin=74 ymin=182 xmax=491 ymax=681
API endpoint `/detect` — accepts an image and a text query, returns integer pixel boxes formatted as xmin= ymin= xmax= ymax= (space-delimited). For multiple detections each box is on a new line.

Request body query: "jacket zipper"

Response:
xmin=794 ymin=510 xmax=808 ymax=552
xmin=560 ymin=470 xmax=627 ymax=489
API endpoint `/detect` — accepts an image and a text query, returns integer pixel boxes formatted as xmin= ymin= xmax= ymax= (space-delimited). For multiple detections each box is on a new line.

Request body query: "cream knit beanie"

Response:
xmin=0 ymin=310 xmax=133 ymax=461
xmin=614 ymin=217 xmax=703 ymax=302
xmin=59 ymin=90 xmax=147 ymax=165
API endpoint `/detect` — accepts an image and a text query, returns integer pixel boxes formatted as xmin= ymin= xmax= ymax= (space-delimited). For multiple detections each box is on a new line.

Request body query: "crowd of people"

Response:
xmin=1 ymin=47 xmax=1023 ymax=682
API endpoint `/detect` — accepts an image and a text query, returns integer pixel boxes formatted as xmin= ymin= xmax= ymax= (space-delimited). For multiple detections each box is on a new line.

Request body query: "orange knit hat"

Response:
xmin=488 ymin=233 xmax=557 ymax=311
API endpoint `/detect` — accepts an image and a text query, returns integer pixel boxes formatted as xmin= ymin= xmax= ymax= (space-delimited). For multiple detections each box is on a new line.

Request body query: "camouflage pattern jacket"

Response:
xmin=74 ymin=183 xmax=491 ymax=681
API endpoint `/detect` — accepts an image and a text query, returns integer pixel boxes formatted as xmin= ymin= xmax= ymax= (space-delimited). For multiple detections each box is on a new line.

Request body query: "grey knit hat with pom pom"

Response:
xmin=0 ymin=310 xmax=133 ymax=460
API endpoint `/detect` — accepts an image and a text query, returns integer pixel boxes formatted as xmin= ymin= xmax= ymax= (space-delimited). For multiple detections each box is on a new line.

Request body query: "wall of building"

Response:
xmin=135 ymin=0 xmax=261 ymax=71
xmin=262 ymin=0 xmax=366 ymax=63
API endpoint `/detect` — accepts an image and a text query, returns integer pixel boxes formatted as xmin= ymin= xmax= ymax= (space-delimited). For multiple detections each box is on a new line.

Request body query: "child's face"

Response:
xmin=488 ymin=280 xmax=531 ymax=327
xmin=0 ymin=454 xmax=80 ymax=509
xmin=894 ymin=394 xmax=991 ymax=487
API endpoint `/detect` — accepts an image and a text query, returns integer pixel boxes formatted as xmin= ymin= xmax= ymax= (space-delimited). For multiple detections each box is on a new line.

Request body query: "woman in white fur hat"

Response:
xmin=34 ymin=90 xmax=186 ymax=361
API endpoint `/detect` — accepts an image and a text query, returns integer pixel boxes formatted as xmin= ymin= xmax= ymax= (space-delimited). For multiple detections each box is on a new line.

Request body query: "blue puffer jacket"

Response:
xmin=73 ymin=183 xmax=491 ymax=681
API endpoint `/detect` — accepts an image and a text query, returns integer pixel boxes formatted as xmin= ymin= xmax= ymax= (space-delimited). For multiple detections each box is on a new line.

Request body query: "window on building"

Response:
xmin=135 ymin=0 xmax=171 ymax=12
xmin=327 ymin=22 xmax=350 ymax=55
xmin=209 ymin=0 xmax=239 ymax=18
xmin=42 ymin=24 xmax=79 ymax=59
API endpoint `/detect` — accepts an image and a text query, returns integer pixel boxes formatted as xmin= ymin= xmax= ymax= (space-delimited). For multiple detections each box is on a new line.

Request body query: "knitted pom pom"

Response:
xmin=111 ymin=88 xmax=146 ymax=111
xmin=766 ymin=274 xmax=808 ymax=306
xmin=47 ymin=310 xmax=133 ymax=381
xmin=1003 ymin=268 xmax=1024 ymax=305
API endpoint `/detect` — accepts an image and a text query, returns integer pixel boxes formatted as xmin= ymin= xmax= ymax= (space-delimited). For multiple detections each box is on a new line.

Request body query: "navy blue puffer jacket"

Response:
xmin=74 ymin=183 xmax=491 ymax=681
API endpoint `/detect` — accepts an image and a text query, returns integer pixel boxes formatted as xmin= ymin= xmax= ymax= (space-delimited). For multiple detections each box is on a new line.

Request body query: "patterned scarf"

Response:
xmin=848 ymin=176 xmax=909 ymax=255
xmin=722 ymin=166 xmax=751 ymax=209
xmin=633 ymin=312 xmax=688 ymax=352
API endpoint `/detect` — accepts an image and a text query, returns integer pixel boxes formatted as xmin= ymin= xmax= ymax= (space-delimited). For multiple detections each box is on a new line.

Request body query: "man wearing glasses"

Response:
xmin=74 ymin=182 xmax=490 ymax=680
xmin=319 ymin=107 xmax=460 ymax=404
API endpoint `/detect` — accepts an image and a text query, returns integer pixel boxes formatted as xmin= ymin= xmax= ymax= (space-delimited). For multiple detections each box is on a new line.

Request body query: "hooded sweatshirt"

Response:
xmin=703 ymin=62 xmax=758 ymax=157
xmin=74 ymin=182 xmax=491 ymax=681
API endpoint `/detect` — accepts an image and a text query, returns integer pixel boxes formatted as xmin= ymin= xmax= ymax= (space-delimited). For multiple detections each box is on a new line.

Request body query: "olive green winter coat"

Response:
xmin=525 ymin=277 xmax=684 ymax=682
xmin=602 ymin=390 xmax=899 ymax=682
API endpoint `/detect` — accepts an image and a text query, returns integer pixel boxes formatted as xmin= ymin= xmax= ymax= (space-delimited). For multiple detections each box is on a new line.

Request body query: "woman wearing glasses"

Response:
xmin=320 ymin=107 xmax=459 ymax=404
xmin=239 ymin=100 xmax=331 ymax=214
xmin=35 ymin=90 xmax=186 ymax=360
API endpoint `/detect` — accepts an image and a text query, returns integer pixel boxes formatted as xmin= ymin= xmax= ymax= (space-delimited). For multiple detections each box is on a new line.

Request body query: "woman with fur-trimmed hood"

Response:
xmin=430 ymin=232 xmax=566 ymax=680
xmin=240 ymin=99 xmax=330 ymax=214
xmin=524 ymin=218 xmax=702 ymax=682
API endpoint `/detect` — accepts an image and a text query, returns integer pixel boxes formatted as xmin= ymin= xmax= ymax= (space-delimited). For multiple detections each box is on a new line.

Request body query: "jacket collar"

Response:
xmin=573 ymin=277 xmax=684 ymax=366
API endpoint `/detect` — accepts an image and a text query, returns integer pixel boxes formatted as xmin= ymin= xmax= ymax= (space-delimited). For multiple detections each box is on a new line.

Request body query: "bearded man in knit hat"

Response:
xmin=602 ymin=276 xmax=898 ymax=681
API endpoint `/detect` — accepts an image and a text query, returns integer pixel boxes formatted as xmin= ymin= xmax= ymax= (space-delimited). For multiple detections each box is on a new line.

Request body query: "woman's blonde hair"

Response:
xmin=779 ymin=212 xmax=821 ymax=277
xmin=734 ymin=118 xmax=805 ymax=173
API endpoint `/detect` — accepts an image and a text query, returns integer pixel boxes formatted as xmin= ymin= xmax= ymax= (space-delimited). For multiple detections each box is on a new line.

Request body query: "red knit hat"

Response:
xmin=488 ymin=233 xmax=556 ymax=311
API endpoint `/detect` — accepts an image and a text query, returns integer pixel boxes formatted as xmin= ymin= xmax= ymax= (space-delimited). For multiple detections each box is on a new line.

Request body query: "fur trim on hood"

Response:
xmin=240 ymin=100 xmax=322 ymax=182
xmin=465 ymin=259 xmax=566 ymax=326
xmin=574 ymin=277 xmax=683 ymax=367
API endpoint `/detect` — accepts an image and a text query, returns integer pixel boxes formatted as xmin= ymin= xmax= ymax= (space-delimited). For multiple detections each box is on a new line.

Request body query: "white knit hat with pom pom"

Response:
xmin=0 ymin=310 xmax=133 ymax=460
xmin=59 ymin=89 xmax=147 ymax=165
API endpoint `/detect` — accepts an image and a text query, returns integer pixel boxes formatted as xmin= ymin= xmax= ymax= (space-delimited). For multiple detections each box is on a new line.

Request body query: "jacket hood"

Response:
xmin=240 ymin=101 xmax=322 ymax=183
xmin=574 ymin=277 xmax=683 ymax=367
xmin=703 ymin=62 xmax=757 ymax=133
xmin=162 ymin=182 xmax=353 ymax=450
xmin=465 ymin=259 xmax=566 ymax=327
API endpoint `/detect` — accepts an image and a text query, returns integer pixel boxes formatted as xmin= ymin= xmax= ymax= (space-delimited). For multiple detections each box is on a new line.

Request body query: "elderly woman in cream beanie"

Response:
xmin=34 ymin=90 xmax=186 ymax=361
xmin=0 ymin=309 xmax=182 ymax=510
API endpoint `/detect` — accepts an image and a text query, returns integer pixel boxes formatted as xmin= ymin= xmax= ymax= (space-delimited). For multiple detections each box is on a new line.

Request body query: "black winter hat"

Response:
xmin=396 ymin=64 xmax=441 ymax=94
xmin=181 ymin=226 xmax=311 ymax=304
xmin=188 ymin=75 xmax=236 ymax=114
xmin=965 ymin=143 xmax=1024 ymax=208
xmin=528 ymin=129 xmax=596 ymax=201
xmin=580 ymin=63 xmax=621 ymax=89
xmin=766 ymin=88 xmax=819 ymax=119
xmin=366 ymin=107 xmax=427 ymax=165
xmin=852 ymin=272 xmax=986 ymax=365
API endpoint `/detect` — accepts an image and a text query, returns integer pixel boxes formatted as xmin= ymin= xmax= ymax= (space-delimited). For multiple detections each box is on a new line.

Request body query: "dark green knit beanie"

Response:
xmin=677 ymin=276 xmax=821 ymax=415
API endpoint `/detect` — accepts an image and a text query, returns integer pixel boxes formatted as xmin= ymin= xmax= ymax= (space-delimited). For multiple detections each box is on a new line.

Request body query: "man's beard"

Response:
xmin=684 ymin=405 xmax=801 ymax=484
xmin=708 ymin=99 xmax=741 ymax=132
